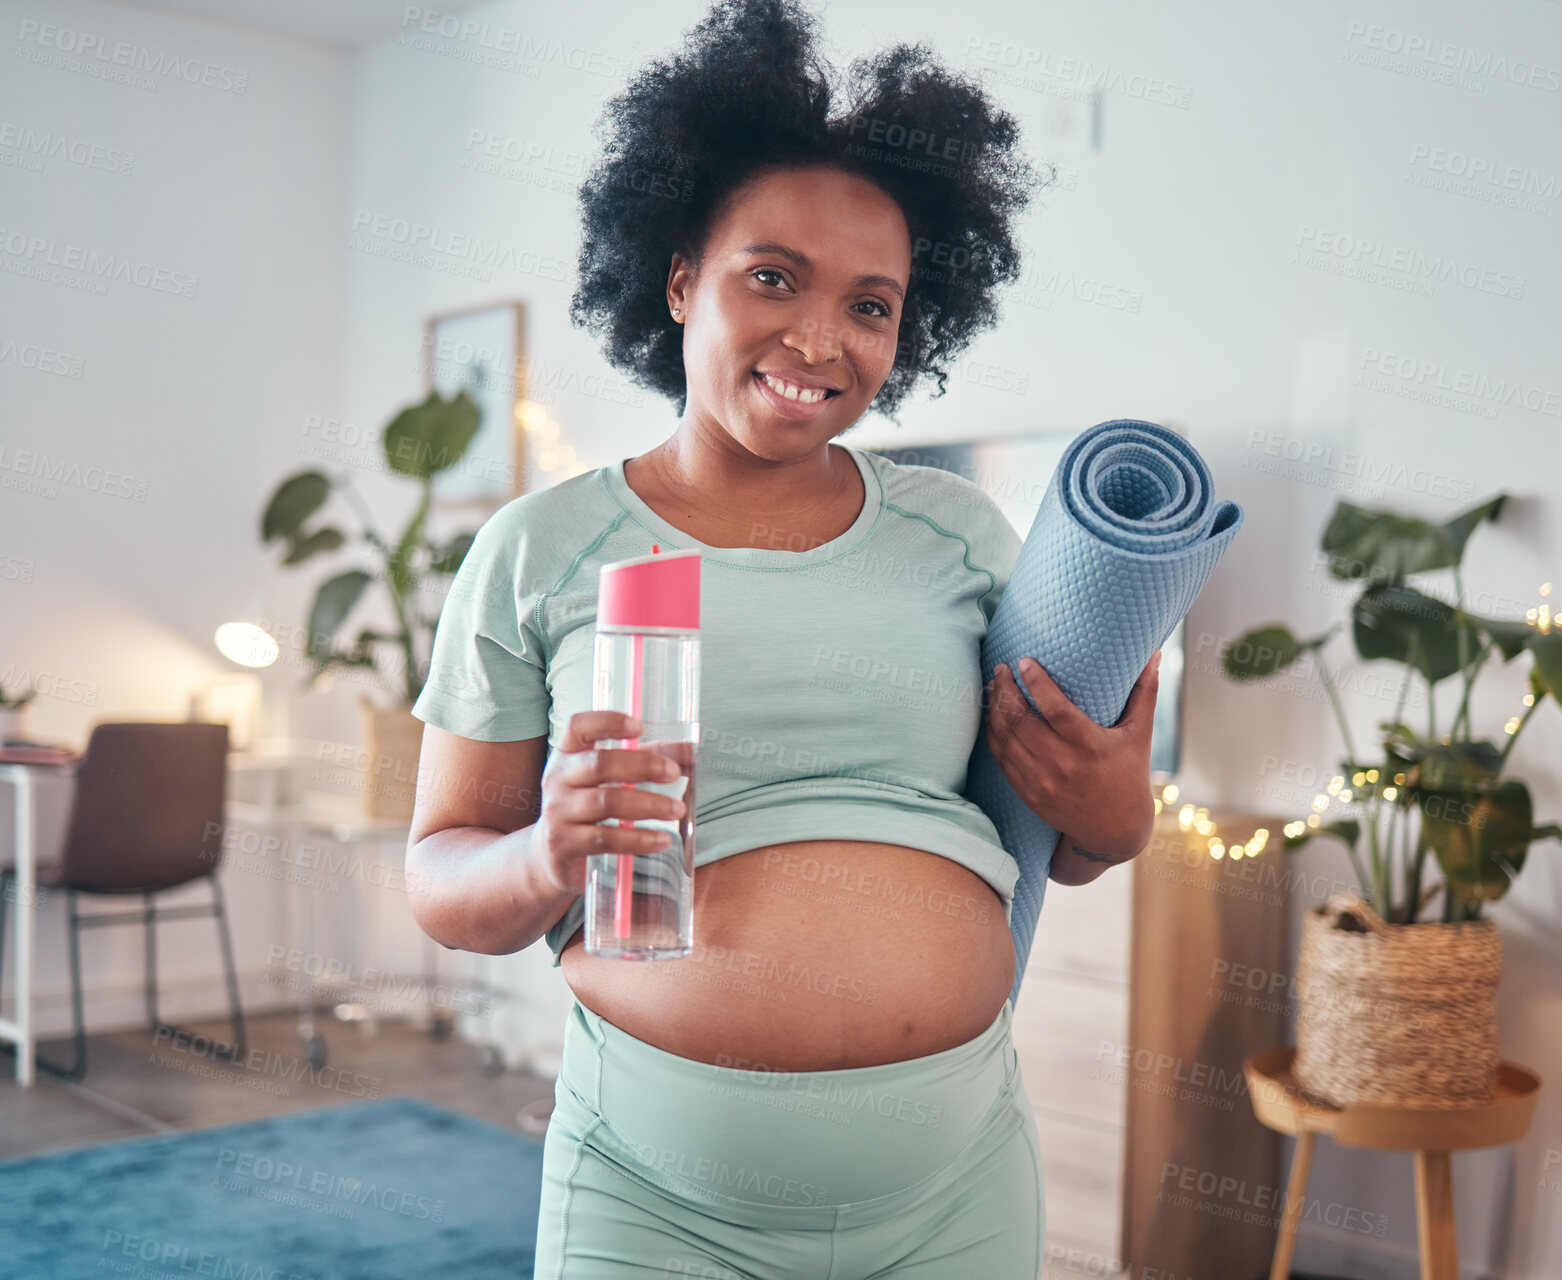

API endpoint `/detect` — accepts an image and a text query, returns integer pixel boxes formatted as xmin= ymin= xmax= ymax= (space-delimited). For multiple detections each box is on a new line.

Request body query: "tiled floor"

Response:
xmin=0 ymin=1003 xmax=555 ymax=1162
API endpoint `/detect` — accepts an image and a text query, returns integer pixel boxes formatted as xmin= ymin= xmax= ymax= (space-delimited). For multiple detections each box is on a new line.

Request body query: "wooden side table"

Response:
xmin=1243 ymin=1047 xmax=1541 ymax=1280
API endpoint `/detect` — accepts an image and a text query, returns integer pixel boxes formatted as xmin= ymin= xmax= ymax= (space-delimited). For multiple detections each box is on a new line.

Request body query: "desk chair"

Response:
xmin=0 ymin=722 xmax=247 ymax=1081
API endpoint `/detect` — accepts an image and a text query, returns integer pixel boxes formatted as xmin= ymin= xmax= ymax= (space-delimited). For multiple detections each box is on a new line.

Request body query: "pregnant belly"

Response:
xmin=558 ymin=840 xmax=1016 ymax=1071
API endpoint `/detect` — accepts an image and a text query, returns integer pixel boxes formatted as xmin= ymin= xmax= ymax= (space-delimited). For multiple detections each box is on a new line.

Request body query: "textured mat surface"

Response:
xmin=962 ymin=419 xmax=1245 ymax=1006
xmin=0 ymin=1096 xmax=544 ymax=1280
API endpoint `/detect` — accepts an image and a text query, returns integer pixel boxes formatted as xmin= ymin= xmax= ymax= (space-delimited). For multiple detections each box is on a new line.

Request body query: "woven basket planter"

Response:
xmin=1292 ymin=893 xmax=1502 ymax=1109
xmin=358 ymin=696 xmax=424 ymax=822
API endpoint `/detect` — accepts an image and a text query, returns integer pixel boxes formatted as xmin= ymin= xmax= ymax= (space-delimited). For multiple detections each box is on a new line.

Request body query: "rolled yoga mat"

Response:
xmin=962 ymin=419 xmax=1246 ymax=1008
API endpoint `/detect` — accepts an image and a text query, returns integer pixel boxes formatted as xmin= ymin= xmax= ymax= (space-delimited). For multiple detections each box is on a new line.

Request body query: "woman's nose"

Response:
xmin=781 ymin=313 xmax=844 ymax=365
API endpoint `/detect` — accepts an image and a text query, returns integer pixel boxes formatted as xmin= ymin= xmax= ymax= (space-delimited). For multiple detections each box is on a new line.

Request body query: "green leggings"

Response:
xmin=533 ymin=996 xmax=1045 ymax=1279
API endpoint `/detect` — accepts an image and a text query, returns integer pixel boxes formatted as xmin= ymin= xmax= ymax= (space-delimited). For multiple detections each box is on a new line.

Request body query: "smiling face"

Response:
xmin=667 ymin=163 xmax=911 ymax=460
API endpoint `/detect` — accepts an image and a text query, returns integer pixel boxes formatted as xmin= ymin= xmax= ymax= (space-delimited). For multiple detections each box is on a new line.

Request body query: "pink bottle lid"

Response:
xmin=596 ymin=545 xmax=701 ymax=633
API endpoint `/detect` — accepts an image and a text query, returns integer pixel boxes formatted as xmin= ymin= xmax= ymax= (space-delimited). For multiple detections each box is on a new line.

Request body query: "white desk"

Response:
xmin=0 ymin=746 xmax=309 ymax=1086
xmin=2 ymin=747 xmax=494 ymax=1083
xmin=0 ymin=758 xmax=80 ymax=1086
xmin=227 ymin=788 xmax=505 ymax=1070
xmin=225 ymin=785 xmax=416 ymax=1066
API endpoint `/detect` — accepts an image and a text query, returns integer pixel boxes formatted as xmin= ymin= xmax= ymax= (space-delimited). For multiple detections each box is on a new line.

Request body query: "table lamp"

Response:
xmin=190 ymin=618 xmax=277 ymax=751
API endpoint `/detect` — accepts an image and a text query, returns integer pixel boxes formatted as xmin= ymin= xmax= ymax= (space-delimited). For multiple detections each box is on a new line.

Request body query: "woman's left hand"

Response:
xmin=984 ymin=650 xmax=1160 ymax=861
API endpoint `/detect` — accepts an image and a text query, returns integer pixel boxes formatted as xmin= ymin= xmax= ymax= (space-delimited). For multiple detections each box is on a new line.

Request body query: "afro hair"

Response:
xmin=568 ymin=0 xmax=1050 ymax=422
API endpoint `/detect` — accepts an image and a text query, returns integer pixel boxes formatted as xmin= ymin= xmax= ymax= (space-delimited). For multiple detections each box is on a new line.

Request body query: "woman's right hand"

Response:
xmin=530 ymin=710 xmax=686 ymax=897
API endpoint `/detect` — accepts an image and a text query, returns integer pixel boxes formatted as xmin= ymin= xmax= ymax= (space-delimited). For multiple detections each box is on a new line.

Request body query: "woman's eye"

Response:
xmin=749 ymin=269 xmax=888 ymax=317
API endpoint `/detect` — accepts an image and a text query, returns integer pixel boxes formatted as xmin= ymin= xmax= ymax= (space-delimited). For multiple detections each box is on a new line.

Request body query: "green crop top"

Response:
xmin=410 ymin=441 xmax=1026 ymax=965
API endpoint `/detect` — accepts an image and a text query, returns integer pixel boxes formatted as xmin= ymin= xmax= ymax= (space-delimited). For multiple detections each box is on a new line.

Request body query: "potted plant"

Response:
xmin=1221 ymin=492 xmax=1562 ymax=1108
xmin=0 ymin=683 xmax=36 ymax=744
xmin=260 ymin=389 xmax=484 ymax=819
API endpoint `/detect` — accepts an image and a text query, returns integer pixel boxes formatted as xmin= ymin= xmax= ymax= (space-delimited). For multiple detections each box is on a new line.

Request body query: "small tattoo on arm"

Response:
xmin=1073 ymin=846 xmax=1116 ymax=865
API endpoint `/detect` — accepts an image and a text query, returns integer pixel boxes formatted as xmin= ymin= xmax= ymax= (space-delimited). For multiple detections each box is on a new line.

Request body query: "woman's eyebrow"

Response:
xmin=740 ymin=240 xmax=905 ymax=300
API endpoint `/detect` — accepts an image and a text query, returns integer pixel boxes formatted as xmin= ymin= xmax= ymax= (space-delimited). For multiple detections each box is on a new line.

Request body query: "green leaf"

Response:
xmin=261 ymin=471 xmax=332 ymax=544
xmin=280 ymin=527 xmax=345 ymax=566
xmin=1380 ymin=721 xmax=1426 ymax=766
xmin=1440 ymin=493 xmax=1508 ymax=558
xmin=1323 ymin=817 xmax=1361 ymax=847
xmin=1321 ymin=493 xmax=1505 ymax=583
xmin=1379 ymin=720 xmax=1424 ymax=746
xmin=1418 ymin=778 xmax=1532 ymax=909
xmin=1384 ymin=725 xmax=1504 ymax=795
xmin=382 ymin=389 xmax=482 ymax=481
xmin=306 ymin=570 xmax=373 ymax=659
xmin=346 ymin=628 xmax=401 ymax=666
xmin=1404 ymin=740 xmax=1504 ymax=792
xmin=1531 ymin=662 xmax=1553 ymax=706
xmin=429 ymin=531 xmax=476 ymax=575
xmin=1529 ymin=632 xmax=1562 ymax=704
xmin=1221 ymin=625 xmax=1306 ymax=680
xmin=1459 ymin=609 xmax=1534 ymax=662
xmin=1382 ymin=751 xmax=1418 ymax=798
xmin=312 ymin=649 xmax=377 ymax=674
xmin=1352 ymin=584 xmax=1479 ymax=684
xmin=1282 ymin=818 xmax=1360 ymax=851
xmin=388 ymin=489 xmax=434 ymax=599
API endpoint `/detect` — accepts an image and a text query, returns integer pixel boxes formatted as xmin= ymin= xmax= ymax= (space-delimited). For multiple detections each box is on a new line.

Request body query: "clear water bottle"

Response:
xmin=584 ymin=544 xmax=701 ymax=959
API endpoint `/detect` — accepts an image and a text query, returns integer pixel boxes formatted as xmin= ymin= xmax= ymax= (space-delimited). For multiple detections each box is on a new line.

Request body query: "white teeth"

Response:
xmin=760 ymin=372 xmax=828 ymax=404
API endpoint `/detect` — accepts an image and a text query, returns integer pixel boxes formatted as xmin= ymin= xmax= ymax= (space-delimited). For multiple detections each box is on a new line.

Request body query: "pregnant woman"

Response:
xmin=406 ymin=1 xmax=1159 ymax=1276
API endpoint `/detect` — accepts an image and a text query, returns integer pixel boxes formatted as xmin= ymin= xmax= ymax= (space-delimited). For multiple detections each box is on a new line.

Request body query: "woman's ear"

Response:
xmin=666 ymin=252 xmax=694 ymax=321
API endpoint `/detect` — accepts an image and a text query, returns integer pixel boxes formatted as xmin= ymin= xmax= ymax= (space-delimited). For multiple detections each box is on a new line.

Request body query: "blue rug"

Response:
xmin=0 ymin=1096 xmax=545 ymax=1280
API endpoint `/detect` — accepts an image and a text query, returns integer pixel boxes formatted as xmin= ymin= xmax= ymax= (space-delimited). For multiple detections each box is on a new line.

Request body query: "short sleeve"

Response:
xmin=967 ymin=491 xmax=1025 ymax=627
xmin=411 ymin=507 xmax=553 ymax=742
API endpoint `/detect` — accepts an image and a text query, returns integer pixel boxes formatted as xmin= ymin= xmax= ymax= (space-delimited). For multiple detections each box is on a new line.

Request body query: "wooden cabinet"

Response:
xmin=1011 ymin=807 xmax=1289 ymax=1277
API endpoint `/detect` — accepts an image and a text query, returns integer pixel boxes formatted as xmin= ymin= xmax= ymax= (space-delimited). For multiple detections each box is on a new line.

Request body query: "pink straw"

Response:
xmin=613 ymin=544 xmax=657 ymax=939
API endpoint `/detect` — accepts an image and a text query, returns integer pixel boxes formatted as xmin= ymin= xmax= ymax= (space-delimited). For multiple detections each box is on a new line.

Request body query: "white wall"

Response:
xmin=0 ymin=0 xmax=351 ymax=1045
xmin=2 ymin=0 xmax=1558 ymax=1273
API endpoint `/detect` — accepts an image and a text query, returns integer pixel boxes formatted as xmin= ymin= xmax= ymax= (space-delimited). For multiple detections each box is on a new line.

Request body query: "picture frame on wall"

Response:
xmin=420 ymin=299 xmax=528 ymax=509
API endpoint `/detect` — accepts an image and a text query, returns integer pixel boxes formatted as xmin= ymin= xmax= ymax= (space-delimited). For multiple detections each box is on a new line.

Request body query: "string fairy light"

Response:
xmin=517 ymin=399 xmax=589 ymax=481
xmin=1151 ymin=581 xmax=1552 ymax=868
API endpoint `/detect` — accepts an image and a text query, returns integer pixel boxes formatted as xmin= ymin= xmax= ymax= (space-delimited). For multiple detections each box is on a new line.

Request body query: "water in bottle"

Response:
xmin=585 ymin=545 xmax=701 ymax=959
